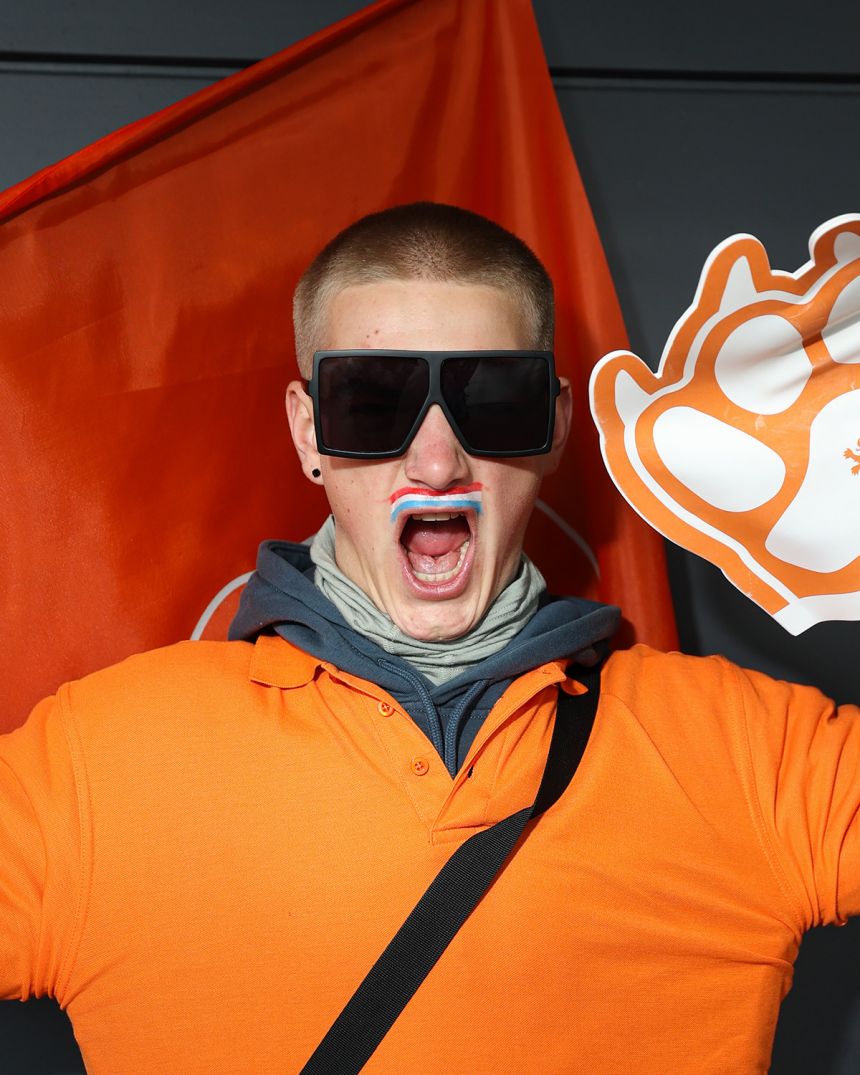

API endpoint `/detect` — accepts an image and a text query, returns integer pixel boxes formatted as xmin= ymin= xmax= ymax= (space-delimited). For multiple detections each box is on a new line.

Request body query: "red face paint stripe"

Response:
xmin=388 ymin=482 xmax=483 ymax=503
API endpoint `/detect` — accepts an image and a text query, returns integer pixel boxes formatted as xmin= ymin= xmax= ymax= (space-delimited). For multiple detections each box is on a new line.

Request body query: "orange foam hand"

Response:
xmin=590 ymin=215 xmax=860 ymax=634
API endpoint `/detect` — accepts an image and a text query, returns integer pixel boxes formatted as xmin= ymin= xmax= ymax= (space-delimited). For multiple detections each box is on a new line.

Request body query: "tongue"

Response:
xmin=401 ymin=517 xmax=470 ymax=575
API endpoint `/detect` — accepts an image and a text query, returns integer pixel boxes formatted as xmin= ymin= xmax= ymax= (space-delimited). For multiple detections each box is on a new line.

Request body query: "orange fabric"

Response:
xmin=0 ymin=0 xmax=675 ymax=733
xmin=1 ymin=638 xmax=858 ymax=1073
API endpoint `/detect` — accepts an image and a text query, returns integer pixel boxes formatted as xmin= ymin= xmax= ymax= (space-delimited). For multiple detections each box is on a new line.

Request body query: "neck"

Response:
xmin=309 ymin=516 xmax=545 ymax=686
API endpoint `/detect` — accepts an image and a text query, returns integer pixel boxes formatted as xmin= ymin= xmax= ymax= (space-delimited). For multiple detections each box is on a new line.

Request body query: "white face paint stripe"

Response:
xmin=389 ymin=491 xmax=483 ymax=523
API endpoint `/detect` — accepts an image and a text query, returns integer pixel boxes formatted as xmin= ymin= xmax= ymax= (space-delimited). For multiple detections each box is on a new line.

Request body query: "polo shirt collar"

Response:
xmin=248 ymin=633 xmax=321 ymax=689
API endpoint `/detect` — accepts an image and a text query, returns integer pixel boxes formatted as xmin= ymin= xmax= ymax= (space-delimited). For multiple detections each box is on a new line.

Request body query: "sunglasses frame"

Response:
xmin=307 ymin=349 xmax=560 ymax=459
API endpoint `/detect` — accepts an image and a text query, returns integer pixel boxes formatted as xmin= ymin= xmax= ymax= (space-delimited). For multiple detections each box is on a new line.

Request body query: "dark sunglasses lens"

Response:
xmin=442 ymin=356 xmax=551 ymax=453
xmin=317 ymin=355 xmax=429 ymax=454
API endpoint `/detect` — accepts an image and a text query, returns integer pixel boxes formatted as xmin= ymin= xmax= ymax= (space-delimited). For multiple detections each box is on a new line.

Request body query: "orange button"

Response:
xmin=377 ymin=701 xmax=394 ymax=717
xmin=410 ymin=756 xmax=430 ymax=776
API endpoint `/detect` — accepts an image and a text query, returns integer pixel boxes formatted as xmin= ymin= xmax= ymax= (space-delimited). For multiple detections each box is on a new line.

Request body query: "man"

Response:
xmin=1 ymin=202 xmax=858 ymax=1073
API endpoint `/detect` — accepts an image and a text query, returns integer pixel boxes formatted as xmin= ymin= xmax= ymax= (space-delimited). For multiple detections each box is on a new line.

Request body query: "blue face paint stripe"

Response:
xmin=390 ymin=497 xmax=483 ymax=522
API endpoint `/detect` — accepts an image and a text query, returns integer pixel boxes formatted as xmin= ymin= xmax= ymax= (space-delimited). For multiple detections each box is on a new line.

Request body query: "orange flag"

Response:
xmin=0 ymin=0 xmax=676 ymax=732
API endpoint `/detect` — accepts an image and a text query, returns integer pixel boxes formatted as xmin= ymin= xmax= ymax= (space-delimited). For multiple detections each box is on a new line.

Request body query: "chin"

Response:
xmin=390 ymin=598 xmax=481 ymax=643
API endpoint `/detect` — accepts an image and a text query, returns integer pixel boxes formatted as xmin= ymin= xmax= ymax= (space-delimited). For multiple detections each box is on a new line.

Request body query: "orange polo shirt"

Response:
xmin=1 ymin=638 xmax=858 ymax=1073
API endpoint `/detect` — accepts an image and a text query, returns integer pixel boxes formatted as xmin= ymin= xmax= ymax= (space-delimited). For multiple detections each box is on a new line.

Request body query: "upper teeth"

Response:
xmin=416 ymin=512 xmax=462 ymax=522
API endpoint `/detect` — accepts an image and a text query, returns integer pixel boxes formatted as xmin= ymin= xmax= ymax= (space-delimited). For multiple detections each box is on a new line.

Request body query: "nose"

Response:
xmin=403 ymin=404 xmax=471 ymax=489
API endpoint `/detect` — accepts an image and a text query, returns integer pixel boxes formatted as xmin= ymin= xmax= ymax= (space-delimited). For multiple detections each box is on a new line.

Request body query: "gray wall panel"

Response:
xmin=556 ymin=79 xmax=860 ymax=372
xmin=533 ymin=0 xmax=860 ymax=76
xmin=0 ymin=68 xmax=220 ymax=189
xmin=0 ymin=0 xmax=358 ymax=59
xmin=3 ymin=0 xmax=859 ymax=77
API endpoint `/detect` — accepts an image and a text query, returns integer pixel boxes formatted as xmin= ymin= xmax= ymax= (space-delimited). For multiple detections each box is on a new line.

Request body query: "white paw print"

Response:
xmin=590 ymin=215 xmax=860 ymax=634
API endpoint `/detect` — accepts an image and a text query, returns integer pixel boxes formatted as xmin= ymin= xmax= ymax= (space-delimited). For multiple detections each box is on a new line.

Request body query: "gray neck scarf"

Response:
xmin=309 ymin=515 xmax=546 ymax=686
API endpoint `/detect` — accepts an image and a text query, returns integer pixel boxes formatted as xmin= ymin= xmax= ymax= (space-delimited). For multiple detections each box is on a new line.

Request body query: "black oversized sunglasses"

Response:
xmin=307 ymin=349 xmax=560 ymax=459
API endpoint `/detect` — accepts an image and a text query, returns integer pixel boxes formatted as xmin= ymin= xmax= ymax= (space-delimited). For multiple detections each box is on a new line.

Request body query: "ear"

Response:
xmin=544 ymin=376 xmax=572 ymax=475
xmin=285 ymin=380 xmax=325 ymax=484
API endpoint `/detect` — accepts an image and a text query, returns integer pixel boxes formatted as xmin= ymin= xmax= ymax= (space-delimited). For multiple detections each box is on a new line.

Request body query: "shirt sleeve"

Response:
xmin=0 ymin=691 xmax=84 ymax=1001
xmin=734 ymin=662 xmax=860 ymax=927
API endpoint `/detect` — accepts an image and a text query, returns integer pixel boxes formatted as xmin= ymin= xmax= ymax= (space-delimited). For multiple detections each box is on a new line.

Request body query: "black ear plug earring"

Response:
xmin=312 ymin=468 xmax=321 ymax=478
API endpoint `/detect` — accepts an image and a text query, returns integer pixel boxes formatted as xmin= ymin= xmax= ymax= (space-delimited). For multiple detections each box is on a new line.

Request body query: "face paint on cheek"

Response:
xmin=389 ymin=483 xmax=484 ymax=524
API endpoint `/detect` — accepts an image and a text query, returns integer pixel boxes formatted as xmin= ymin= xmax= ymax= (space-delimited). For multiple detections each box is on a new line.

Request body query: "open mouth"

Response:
xmin=398 ymin=510 xmax=476 ymax=596
xmin=390 ymin=484 xmax=483 ymax=599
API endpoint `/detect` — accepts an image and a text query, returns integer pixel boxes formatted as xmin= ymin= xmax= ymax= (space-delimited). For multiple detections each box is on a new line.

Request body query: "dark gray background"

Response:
xmin=1 ymin=1 xmax=858 ymax=1071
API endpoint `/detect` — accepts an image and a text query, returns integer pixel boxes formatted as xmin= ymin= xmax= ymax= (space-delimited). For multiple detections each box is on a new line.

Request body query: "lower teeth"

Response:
xmin=412 ymin=540 xmax=470 ymax=583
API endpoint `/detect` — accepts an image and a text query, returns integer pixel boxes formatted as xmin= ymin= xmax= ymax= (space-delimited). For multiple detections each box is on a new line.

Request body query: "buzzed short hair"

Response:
xmin=292 ymin=202 xmax=554 ymax=376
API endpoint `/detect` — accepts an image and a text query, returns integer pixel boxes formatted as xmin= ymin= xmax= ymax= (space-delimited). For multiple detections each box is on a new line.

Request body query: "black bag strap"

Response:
xmin=300 ymin=666 xmax=601 ymax=1075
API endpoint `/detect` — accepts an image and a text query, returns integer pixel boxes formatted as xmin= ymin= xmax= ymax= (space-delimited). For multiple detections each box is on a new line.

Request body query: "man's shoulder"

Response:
xmin=67 ymin=639 xmax=256 ymax=701
xmin=599 ymin=643 xmax=837 ymax=741
xmin=5 ymin=641 xmax=287 ymax=779
xmin=57 ymin=638 xmax=295 ymax=739
xmin=45 ymin=636 xmax=322 ymax=762
xmin=604 ymin=641 xmax=736 ymax=678
xmin=600 ymin=643 xmax=754 ymax=720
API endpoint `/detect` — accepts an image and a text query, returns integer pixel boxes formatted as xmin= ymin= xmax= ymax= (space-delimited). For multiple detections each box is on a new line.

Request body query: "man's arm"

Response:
xmin=0 ymin=693 xmax=83 ymax=1002
xmin=736 ymin=664 xmax=860 ymax=927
